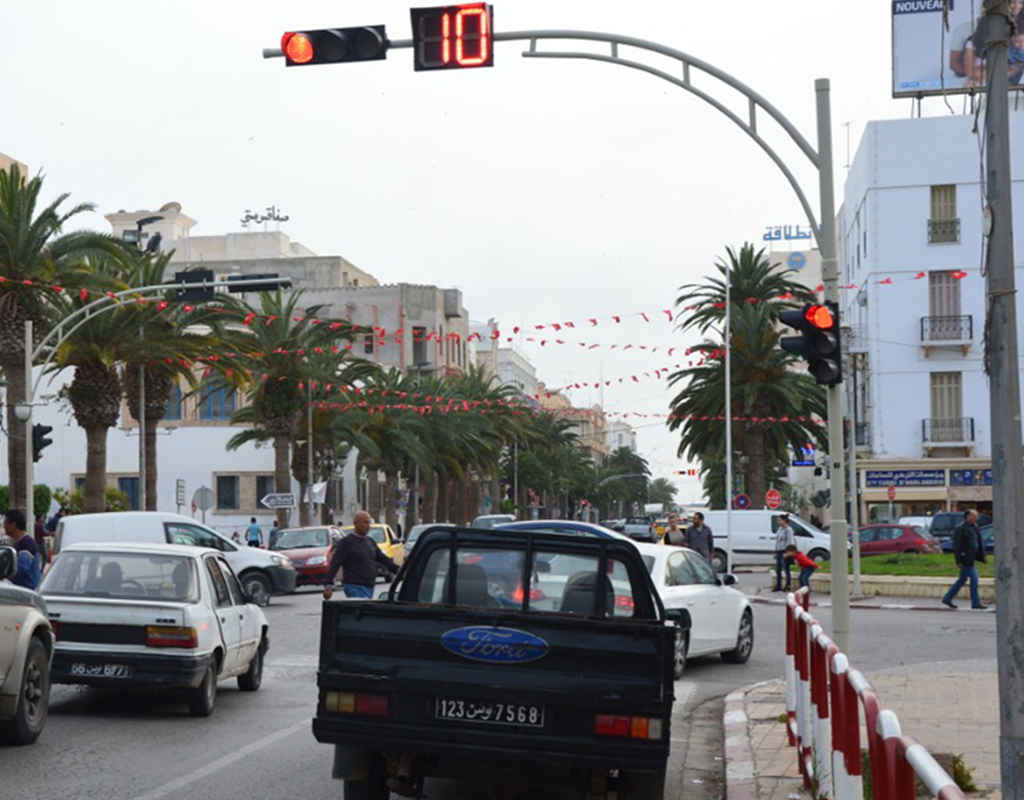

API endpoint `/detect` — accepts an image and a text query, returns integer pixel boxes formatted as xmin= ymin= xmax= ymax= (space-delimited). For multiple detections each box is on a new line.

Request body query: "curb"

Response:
xmin=722 ymin=688 xmax=759 ymax=800
xmin=749 ymin=595 xmax=996 ymax=612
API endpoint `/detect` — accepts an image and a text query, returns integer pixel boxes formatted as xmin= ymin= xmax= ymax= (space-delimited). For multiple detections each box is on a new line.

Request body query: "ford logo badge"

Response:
xmin=441 ymin=626 xmax=549 ymax=664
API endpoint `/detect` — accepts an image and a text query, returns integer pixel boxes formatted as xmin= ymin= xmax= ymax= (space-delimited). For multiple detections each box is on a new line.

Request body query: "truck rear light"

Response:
xmin=145 ymin=626 xmax=198 ymax=648
xmin=325 ymin=691 xmax=389 ymax=717
xmin=512 ymin=584 xmax=545 ymax=603
xmin=594 ymin=714 xmax=663 ymax=740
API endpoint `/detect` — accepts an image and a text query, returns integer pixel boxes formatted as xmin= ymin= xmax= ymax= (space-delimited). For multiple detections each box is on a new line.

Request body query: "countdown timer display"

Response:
xmin=411 ymin=4 xmax=494 ymax=71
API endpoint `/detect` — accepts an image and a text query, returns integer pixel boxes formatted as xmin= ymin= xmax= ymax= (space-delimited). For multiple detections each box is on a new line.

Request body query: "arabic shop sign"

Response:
xmin=865 ymin=469 xmax=946 ymax=488
xmin=762 ymin=223 xmax=816 ymax=242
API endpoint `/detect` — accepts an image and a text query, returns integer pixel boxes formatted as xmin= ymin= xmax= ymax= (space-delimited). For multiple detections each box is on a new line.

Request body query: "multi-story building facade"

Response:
xmin=839 ymin=114 xmax=1024 ymax=522
xmin=606 ymin=420 xmax=638 ymax=453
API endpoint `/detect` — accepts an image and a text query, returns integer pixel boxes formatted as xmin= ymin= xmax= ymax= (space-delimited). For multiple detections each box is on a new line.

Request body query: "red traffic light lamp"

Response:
xmin=281 ymin=26 xmax=388 ymax=66
xmin=780 ymin=301 xmax=843 ymax=387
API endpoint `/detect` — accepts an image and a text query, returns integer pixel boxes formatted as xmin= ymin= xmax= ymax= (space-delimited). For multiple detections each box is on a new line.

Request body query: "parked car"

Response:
xmin=340 ymin=523 xmax=405 ymax=576
xmin=897 ymin=516 xmax=934 ymax=531
xmin=940 ymin=524 xmax=995 ymax=555
xmin=929 ymin=511 xmax=993 ymax=544
xmin=471 ymin=514 xmax=516 ymax=529
xmin=619 ymin=516 xmax=656 ymax=543
xmin=0 ymin=546 xmax=54 ymax=745
xmin=855 ymin=524 xmax=943 ymax=556
xmin=53 ymin=512 xmax=297 ymax=607
xmin=404 ymin=523 xmax=455 ymax=554
xmin=697 ymin=510 xmax=844 ymax=573
xmin=268 ymin=526 xmax=346 ymax=587
xmin=41 ymin=543 xmax=268 ymax=717
xmin=498 ymin=519 xmax=636 ymax=541
xmin=634 ymin=542 xmax=753 ymax=677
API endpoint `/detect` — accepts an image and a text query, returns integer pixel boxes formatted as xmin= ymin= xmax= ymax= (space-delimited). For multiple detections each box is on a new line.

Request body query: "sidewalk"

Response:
xmin=724 ymin=659 xmax=1002 ymax=800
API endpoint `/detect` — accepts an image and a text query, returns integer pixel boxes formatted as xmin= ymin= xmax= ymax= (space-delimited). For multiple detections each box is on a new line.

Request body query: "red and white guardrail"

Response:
xmin=785 ymin=587 xmax=966 ymax=800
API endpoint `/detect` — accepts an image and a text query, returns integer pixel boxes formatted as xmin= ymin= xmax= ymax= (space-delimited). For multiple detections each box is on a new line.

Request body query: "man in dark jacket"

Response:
xmin=941 ymin=509 xmax=987 ymax=610
xmin=683 ymin=512 xmax=714 ymax=564
xmin=323 ymin=511 xmax=398 ymax=599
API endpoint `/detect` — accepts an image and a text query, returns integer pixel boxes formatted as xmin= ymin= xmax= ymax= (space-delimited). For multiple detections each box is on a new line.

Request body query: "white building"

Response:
xmin=606 ymin=420 xmax=638 ymax=453
xmin=839 ymin=113 xmax=1024 ymax=522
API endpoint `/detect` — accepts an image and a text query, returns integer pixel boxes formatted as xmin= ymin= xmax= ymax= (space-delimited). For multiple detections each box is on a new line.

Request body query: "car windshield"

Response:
xmin=472 ymin=516 xmax=514 ymax=530
xmin=42 ymin=551 xmax=199 ymax=603
xmin=271 ymin=528 xmax=330 ymax=550
xmin=368 ymin=526 xmax=387 ymax=543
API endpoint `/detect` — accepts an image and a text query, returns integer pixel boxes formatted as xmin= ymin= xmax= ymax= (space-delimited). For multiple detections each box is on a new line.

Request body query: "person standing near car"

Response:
xmin=323 ymin=511 xmax=398 ymax=600
xmin=663 ymin=514 xmax=686 ymax=546
xmin=942 ymin=509 xmax=987 ymax=610
xmin=683 ymin=512 xmax=714 ymax=563
xmin=4 ymin=509 xmax=41 ymax=590
xmin=773 ymin=513 xmax=795 ymax=592
xmin=246 ymin=517 xmax=262 ymax=548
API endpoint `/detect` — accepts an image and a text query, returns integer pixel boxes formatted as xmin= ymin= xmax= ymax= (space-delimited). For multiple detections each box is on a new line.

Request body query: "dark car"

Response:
xmin=929 ymin=511 xmax=992 ymax=543
xmin=940 ymin=524 xmax=995 ymax=555
xmin=855 ymin=524 xmax=942 ymax=556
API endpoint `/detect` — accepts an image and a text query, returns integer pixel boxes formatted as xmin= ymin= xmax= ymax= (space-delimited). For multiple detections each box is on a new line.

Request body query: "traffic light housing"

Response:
xmin=673 ymin=469 xmax=698 ymax=476
xmin=779 ymin=301 xmax=843 ymax=386
xmin=32 ymin=424 xmax=53 ymax=463
xmin=281 ymin=26 xmax=388 ymax=66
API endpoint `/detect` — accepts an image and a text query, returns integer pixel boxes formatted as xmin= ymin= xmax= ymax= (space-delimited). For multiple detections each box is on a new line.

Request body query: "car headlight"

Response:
xmin=270 ymin=555 xmax=293 ymax=568
xmin=306 ymin=556 xmax=326 ymax=566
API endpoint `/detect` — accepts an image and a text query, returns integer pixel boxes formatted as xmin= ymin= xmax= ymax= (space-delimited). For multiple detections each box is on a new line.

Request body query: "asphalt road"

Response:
xmin=1 ymin=577 xmax=997 ymax=800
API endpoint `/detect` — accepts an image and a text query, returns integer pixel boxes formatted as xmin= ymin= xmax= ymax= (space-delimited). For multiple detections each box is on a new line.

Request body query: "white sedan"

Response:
xmin=40 ymin=543 xmax=268 ymax=717
xmin=634 ymin=543 xmax=754 ymax=678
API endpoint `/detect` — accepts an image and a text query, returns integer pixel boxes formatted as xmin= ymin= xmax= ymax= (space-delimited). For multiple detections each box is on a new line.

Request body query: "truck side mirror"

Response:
xmin=0 ymin=545 xmax=17 ymax=581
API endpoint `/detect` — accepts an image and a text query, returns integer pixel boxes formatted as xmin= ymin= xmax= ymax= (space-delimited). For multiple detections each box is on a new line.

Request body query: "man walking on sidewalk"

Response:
xmin=772 ymin=513 xmax=794 ymax=592
xmin=942 ymin=509 xmax=987 ymax=610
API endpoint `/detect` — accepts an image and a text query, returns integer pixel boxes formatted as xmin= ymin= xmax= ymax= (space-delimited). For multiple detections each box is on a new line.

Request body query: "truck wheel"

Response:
xmin=619 ymin=768 xmax=666 ymax=800
xmin=721 ymin=609 xmax=754 ymax=664
xmin=673 ymin=630 xmax=688 ymax=679
xmin=343 ymin=752 xmax=389 ymax=800
xmin=710 ymin=548 xmax=728 ymax=574
xmin=238 ymin=639 xmax=264 ymax=692
xmin=187 ymin=665 xmax=218 ymax=717
xmin=0 ymin=637 xmax=50 ymax=745
xmin=241 ymin=572 xmax=272 ymax=607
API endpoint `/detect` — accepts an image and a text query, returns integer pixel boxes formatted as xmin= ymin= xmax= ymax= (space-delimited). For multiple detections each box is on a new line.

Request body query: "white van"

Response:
xmin=697 ymin=510 xmax=840 ymax=573
xmin=52 ymin=512 xmax=296 ymax=606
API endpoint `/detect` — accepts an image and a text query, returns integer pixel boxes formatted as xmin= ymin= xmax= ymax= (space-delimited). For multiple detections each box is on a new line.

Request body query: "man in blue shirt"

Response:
xmin=4 ymin=509 xmax=41 ymax=590
xmin=246 ymin=517 xmax=263 ymax=548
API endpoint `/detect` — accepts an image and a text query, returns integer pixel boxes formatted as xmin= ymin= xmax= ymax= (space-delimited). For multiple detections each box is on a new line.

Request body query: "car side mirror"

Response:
xmin=664 ymin=607 xmax=691 ymax=631
xmin=718 ymin=573 xmax=737 ymax=586
xmin=0 ymin=545 xmax=15 ymax=581
xmin=535 ymin=560 xmax=551 ymax=574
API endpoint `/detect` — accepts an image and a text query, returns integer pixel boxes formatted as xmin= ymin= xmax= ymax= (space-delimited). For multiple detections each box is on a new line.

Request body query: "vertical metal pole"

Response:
xmin=982 ymin=3 xmax=1024 ymax=794
xmin=24 ymin=321 xmax=34 ymax=528
xmin=725 ymin=260 xmax=734 ymax=569
xmin=815 ymin=78 xmax=850 ymax=654
xmin=847 ymin=416 xmax=861 ymax=598
xmin=138 ymin=328 xmax=147 ymax=511
xmin=307 ymin=377 xmax=314 ymax=524
xmin=513 ymin=440 xmax=519 ymax=520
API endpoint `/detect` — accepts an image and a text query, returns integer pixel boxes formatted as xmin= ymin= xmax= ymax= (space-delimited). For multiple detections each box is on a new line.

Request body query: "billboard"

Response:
xmin=892 ymin=0 xmax=1024 ymax=97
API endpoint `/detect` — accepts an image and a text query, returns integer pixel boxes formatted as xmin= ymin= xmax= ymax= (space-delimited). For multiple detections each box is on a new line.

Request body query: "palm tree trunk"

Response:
xmin=403 ymin=469 xmax=417 ymax=534
xmin=144 ymin=419 xmax=158 ymax=511
xmin=424 ymin=472 xmax=437 ymax=523
xmin=490 ymin=476 xmax=501 ymax=515
xmin=368 ymin=469 xmax=381 ymax=521
xmin=274 ymin=432 xmax=291 ymax=528
xmin=436 ymin=471 xmax=449 ymax=523
xmin=83 ymin=426 xmax=108 ymax=513
xmin=5 ymin=364 xmax=27 ymax=512
xmin=454 ymin=475 xmax=468 ymax=526
xmin=468 ymin=475 xmax=481 ymax=520
xmin=384 ymin=470 xmax=399 ymax=532
xmin=299 ymin=483 xmax=310 ymax=526
xmin=744 ymin=428 xmax=768 ymax=509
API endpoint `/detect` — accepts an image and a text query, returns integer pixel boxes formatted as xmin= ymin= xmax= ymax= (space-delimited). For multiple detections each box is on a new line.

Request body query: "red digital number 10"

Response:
xmin=419 ymin=5 xmax=491 ymax=68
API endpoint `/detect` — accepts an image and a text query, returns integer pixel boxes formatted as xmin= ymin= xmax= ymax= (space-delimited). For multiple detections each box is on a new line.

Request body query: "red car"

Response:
xmin=856 ymin=524 xmax=943 ymax=556
xmin=269 ymin=526 xmax=346 ymax=587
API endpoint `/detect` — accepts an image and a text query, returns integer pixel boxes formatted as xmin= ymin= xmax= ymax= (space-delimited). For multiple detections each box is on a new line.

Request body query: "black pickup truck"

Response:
xmin=312 ymin=527 xmax=689 ymax=800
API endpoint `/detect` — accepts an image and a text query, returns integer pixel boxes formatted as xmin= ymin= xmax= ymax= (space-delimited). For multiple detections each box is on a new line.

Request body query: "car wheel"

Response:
xmin=0 ymin=637 xmax=50 ymax=745
xmin=673 ymin=630 xmax=688 ymax=679
xmin=710 ymin=548 xmax=728 ymax=574
xmin=187 ymin=665 xmax=218 ymax=717
xmin=241 ymin=572 xmax=272 ymax=607
xmin=238 ymin=640 xmax=264 ymax=692
xmin=722 ymin=609 xmax=755 ymax=664
xmin=619 ymin=768 xmax=666 ymax=800
xmin=343 ymin=752 xmax=389 ymax=800
xmin=807 ymin=549 xmax=830 ymax=565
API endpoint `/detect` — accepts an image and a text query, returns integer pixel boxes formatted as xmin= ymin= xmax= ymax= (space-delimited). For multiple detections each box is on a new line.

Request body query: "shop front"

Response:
xmin=856 ymin=461 xmax=993 ymax=524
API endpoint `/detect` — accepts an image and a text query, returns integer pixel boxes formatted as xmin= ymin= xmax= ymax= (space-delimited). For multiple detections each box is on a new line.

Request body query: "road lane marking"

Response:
xmin=128 ymin=719 xmax=308 ymax=800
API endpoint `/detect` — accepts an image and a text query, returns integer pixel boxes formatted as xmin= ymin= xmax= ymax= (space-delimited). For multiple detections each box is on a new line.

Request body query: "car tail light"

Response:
xmin=512 ymin=584 xmax=545 ymax=603
xmin=145 ymin=626 xmax=198 ymax=648
xmin=595 ymin=714 xmax=663 ymax=740
xmin=614 ymin=595 xmax=634 ymax=612
xmin=324 ymin=691 xmax=390 ymax=717
xmin=461 ymin=555 xmax=483 ymax=565
xmin=49 ymin=620 xmax=59 ymax=640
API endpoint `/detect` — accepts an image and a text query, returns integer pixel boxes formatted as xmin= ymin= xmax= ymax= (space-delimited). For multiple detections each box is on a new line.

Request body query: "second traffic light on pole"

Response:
xmin=281 ymin=26 xmax=388 ymax=66
xmin=779 ymin=301 xmax=843 ymax=386
xmin=32 ymin=424 xmax=53 ymax=463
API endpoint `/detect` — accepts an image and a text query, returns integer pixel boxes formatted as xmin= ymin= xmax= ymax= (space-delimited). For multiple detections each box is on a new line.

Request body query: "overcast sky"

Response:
xmin=1 ymin=1 xmax=964 ymax=504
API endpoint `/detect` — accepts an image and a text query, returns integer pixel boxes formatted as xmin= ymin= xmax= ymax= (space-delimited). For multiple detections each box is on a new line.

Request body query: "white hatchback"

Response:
xmin=634 ymin=542 xmax=754 ymax=678
xmin=40 ymin=543 xmax=268 ymax=717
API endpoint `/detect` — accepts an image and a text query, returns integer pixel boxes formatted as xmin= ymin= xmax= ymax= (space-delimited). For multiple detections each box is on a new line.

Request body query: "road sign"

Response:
xmin=261 ymin=493 xmax=297 ymax=509
xmin=193 ymin=487 xmax=214 ymax=512
xmin=176 ymin=479 xmax=186 ymax=507
xmin=733 ymin=494 xmax=751 ymax=510
xmin=766 ymin=488 xmax=782 ymax=509
xmin=888 ymin=484 xmax=896 ymax=501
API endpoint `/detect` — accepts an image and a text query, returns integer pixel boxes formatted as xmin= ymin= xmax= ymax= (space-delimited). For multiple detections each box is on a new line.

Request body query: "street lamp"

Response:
xmin=134 ymin=215 xmax=164 ymax=511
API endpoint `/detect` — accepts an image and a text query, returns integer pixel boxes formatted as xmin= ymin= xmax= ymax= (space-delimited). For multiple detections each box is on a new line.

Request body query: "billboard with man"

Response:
xmin=892 ymin=0 xmax=1024 ymax=97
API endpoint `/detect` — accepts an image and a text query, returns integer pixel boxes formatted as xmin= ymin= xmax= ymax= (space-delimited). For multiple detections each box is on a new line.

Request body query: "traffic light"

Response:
xmin=779 ymin=301 xmax=843 ymax=386
xmin=281 ymin=26 xmax=388 ymax=66
xmin=32 ymin=424 xmax=53 ymax=463
xmin=410 ymin=4 xmax=495 ymax=71
xmin=673 ymin=469 xmax=698 ymax=476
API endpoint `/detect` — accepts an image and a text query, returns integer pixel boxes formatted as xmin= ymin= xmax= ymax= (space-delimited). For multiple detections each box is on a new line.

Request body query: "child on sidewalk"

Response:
xmin=784 ymin=544 xmax=818 ymax=590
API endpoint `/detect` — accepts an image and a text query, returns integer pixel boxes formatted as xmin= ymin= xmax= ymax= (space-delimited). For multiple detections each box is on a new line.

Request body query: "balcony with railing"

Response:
xmin=920 ymin=315 xmax=973 ymax=355
xmin=922 ymin=417 xmax=975 ymax=454
xmin=927 ymin=218 xmax=960 ymax=244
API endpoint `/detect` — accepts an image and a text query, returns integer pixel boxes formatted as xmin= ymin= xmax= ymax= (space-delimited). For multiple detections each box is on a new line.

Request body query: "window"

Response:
xmin=164 ymin=383 xmax=183 ymax=421
xmin=165 ymin=523 xmax=232 ymax=551
xmin=688 ymin=553 xmax=719 ymax=585
xmin=205 ymin=557 xmax=231 ymax=607
xmin=217 ymin=475 xmax=240 ymax=510
xmin=665 ymin=550 xmax=698 ymax=586
xmin=199 ymin=379 xmax=236 ymax=421
xmin=929 ymin=185 xmax=959 ymax=243
xmin=74 ymin=476 xmax=86 ymax=491
xmin=256 ymin=475 xmax=275 ymax=505
xmin=930 ymin=372 xmax=963 ymax=422
xmin=412 ymin=326 xmax=428 ymax=366
xmin=926 ymin=272 xmax=964 ymax=341
xmin=118 ymin=477 xmax=139 ymax=511
xmin=216 ymin=559 xmax=245 ymax=605
xmin=363 ymin=334 xmax=374 ymax=355
xmin=42 ymin=551 xmax=197 ymax=602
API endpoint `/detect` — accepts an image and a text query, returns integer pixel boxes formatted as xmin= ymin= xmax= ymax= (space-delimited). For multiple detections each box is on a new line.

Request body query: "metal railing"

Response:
xmin=927 ymin=218 xmax=960 ymax=244
xmin=922 ymin=417 xmax=975 ymax=444
xmin=920 ymin=315 xmax=973 ymax=342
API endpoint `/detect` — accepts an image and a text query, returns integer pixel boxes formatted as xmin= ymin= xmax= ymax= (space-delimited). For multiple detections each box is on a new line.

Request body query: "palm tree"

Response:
xmin=0 ymin=164 xmax=116 ymax=510
xmin=648 ymin=477 xmax=678 ymax=507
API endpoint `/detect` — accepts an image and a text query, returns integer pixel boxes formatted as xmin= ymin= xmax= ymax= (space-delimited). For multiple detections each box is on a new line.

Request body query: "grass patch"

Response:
xmin=817 ymin=552 xmax=995 ymax=578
